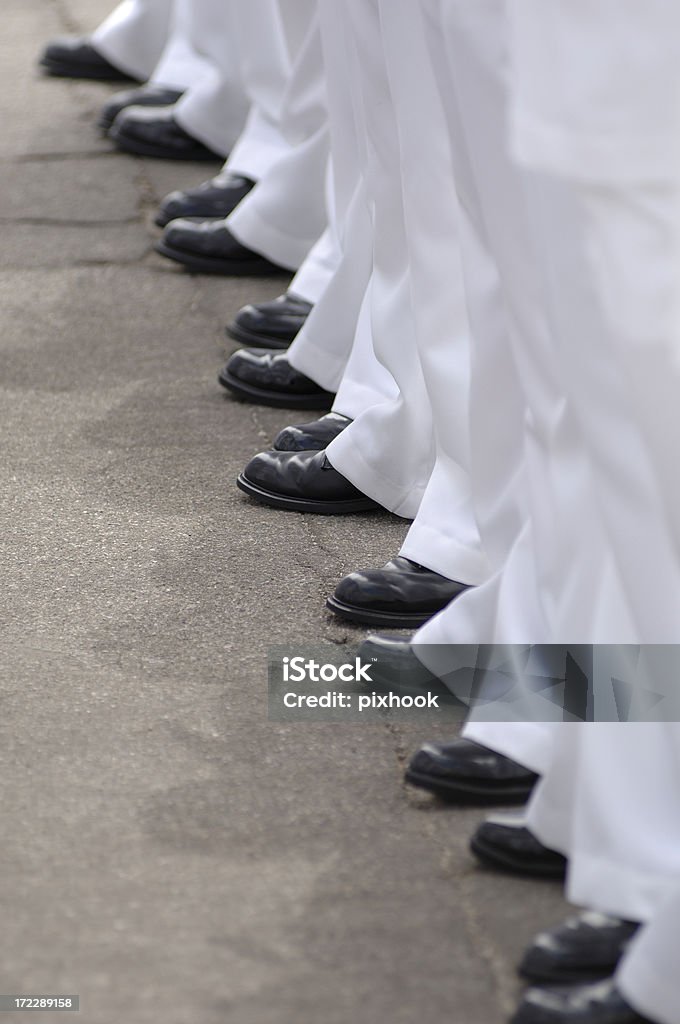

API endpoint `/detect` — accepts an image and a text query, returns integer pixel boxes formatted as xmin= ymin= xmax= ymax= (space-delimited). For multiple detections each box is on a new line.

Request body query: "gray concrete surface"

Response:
xmin=0 ymin=2 xmax=569 ymax=1022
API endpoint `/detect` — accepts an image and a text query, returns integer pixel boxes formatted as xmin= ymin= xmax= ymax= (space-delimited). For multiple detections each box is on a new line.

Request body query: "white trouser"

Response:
xmin=153 ymin=0 xmax=294 ymax=159
xmin=412 ymin=0 xmax=552 ymax=656
xmin=462 ymin=721 xmax=556 ymax=777
xmin=148 ymin=0 xmax=213 ymax=92
xmin=508 ymin=0 xmax=680 ymax=642
xmin=173 ymin=0 xmax=290 ymax=158
xmin=287 ymin=1 xmax=388 ymax=403
xmin=288 ymin=184 xmax=385 ymax=404
xmin=286 ymin=224 xmax=340 ymax=306
xmin=415 ymin=0 xmax=680 ymax=665
xmin=227 ymin=2 xmax=330 ymax=271
xmin=92 ymin=0 xmax=173 ymax=81
xmin=321 ymin=0 xmax=432 ymax=519
xmin=380 ymin=0 xmax=485 ymax=579
xmin=527 ymin=723 xmax=680 ymax=924
xmin=619 ymin=885 xmax=680 ymax=1024
xmin=313 ymin=0 xmax=480 ymax=547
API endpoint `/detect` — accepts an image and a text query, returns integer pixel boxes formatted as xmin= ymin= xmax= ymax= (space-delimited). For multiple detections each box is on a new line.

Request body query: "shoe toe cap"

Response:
xmin=273 ymin=424 xmax=314 ymax=452
xmin=407 ymin=743 xmax=463 ymax=779
xmin=42 ymin=36 xmax=95 ymax=63
xmin=241 ymin=451 xmax=277 ymax=489
xmin=333 ymin=569 xmax=398 ymax=609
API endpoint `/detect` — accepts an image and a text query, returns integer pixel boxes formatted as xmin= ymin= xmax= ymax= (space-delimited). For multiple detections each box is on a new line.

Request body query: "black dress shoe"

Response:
xmin=156 ymin=220 xmax=284 ymax=275
xmin=39 ymin=36 xmax=134 ymax=80
xmin=519 ymin=914 xmax=640 ymax=985
xmin=237 ymin=450 xmax=379 ymax=514
xmin=511 ymin=979 xmax=654 ymax=1024
xmin=155 ymin=174 xmax=255 ymax=228
xmin=218 ymin=349 xmax=334 ymax=409
xmin=226 ymin=292 xmax=313 ymax=349
xmin=356 ymin=635 xmax=441 ymax=689
xmin=109 ymin=106 xmax=221 ymax=160
xmin=354 ymin=635 xmax=473 ymax=718
xmin=273 ymin=412 xmax=351 ymax=451
xmin=405 ymin=738 xmax=539 ymax=804
xmin=98 ymin=85 xmax=184 ymax=133
xmin=470 ymin=816 xmax=567 ymax=878
xmin=327 ymin=556 xmax=468 ymax=628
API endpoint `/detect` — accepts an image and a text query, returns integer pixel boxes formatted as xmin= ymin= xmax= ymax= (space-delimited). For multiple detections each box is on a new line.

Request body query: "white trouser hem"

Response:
xmin=287 ymin=332 xmax=349 ymax=394
xmin=174 ymin=104 xmax=233 ymax=158
xmin=227 ymin=204 xmax=312 ymax=272
xmin=400 ymin=522 xmax=488 ymax=587
xmin=326 ymin=434 xmax=425 ymax=519
xmin=567 ymin=854 xmax=676 ymax=925
xmin=225 ymin=110 xmax=290 ymax=182
xmin=91 ymin=32 xmax=147 ymax=81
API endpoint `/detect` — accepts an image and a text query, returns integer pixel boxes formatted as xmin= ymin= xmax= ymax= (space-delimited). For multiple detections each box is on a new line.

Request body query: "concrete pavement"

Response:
xmin=0 ymin=2 xmax=569 ymax=1022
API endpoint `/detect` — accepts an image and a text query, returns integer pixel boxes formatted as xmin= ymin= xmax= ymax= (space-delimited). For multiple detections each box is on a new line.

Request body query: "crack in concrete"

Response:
xmin=0 ymin=252 xmax=155 ymax=271
xmin=130 ymin=162 xmax=162 ymax=214
xmin=455 ymin=870 xmax=520 ymax=1017
xmin=11 ymin=151 xmax=118 ymax=164
xmin=383 ymin=704 xmax=516 ymax=1015
xmin=0 ymin=217 xmax=140 ymax=227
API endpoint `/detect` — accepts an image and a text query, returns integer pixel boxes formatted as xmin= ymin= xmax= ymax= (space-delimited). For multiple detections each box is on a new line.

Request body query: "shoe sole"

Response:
xmin=155 ymin=240 xmax=286 ymax=275
xmin=470 ymin=834 xmax=567 ymax=879
xmin=325 ymin=595 xmax=434 ymax=629
xmin=225 ymin=321 xmax=294 ymax=350
xmin=40 ymin=58 xmax=133 ymax=81
xmin=218 ymin=369 xmax=334 ymax=410
xmin=108 ymin=128 xmax=221 ymax=162
xmin=236 ymin=473 xmax=380 ymax=515
xmin=518 ymin=960 xmax=620 ymax=986
xmin=155 ymin=210 xmax=241 ymax=229
xmin=404 ymin=767 xmax=536 ymax=805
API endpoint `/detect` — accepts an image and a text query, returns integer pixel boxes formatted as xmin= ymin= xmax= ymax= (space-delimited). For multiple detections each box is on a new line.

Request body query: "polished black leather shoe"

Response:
xmin=273 ymin=412 xmax=351 ymax=451
xmin=226 ymin=292 xmax=313 ymax=349
xmin=155 ymin=174 xmax=255 ymax=228
xmin=237 ymin=450 xmax=379 ymax=514
xmin=327 ymin=556 xmax=468 ymax=628
xmin=98 ymin=85 xmax=184 ymax=133
xmin=109 ymin=106 xmax=221 ymax=160
xmin=156 ymin=220 xmax=284 ymax=275
xmin=471 ymin=816 xmax=567 ymax=878
xmin=511 ymin=979 xmax=654 ymax=1024
xmin=519 ymin=914 xmax=640 ymax=985
xmin=405 ymin=738 xmax=538 ymax=804
xmin=219 ymin=349 xmax=334 ymax=409
xmin=39 ymin=36 xmax=134 ymax=80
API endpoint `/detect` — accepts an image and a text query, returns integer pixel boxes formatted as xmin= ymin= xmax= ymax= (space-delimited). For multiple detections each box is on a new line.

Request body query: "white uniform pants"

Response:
xmin=92 ymin=0 xmax=173 ymax=82
xmin=226 ymin=2 xmax=330 ymax=272
xmin=527 ymin=724 xmax=680 ymax=925
xmin=415 ymin=0 xmax=680 ymax=665
xmin=290 ymin=0 xmax=481 ymax=562
xmin=619 ymin=886 xmax=680 ymax=1024
xmin=287 ymin=2 xmax=389 ymax=404
xmin=411 ymin=0 xmax=552 ymax=654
